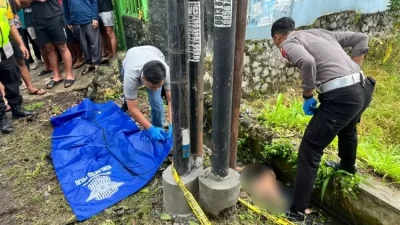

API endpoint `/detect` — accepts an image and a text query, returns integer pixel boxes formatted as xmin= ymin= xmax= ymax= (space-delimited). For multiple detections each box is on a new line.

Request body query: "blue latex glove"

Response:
xmin=145 ymin=126 xmax=165 ymax=141
xmin=303 ymin=97 xmax=317 ymax=116
xmin=168 ymin=124 xmax=173 ymax=134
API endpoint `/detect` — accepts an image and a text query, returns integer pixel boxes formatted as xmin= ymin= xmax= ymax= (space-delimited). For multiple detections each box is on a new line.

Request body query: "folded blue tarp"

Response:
xmin=50 ymin=99 xmax=172 ymax=221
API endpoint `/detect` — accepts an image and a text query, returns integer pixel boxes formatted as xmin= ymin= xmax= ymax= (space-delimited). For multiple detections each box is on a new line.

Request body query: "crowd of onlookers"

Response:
xmin=0 ymin=0 xmax=117 ymax=134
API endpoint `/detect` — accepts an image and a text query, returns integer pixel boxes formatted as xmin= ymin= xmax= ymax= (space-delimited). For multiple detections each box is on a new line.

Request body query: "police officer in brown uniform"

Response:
xmin=270 ymin=17 xmax=375 ymax=222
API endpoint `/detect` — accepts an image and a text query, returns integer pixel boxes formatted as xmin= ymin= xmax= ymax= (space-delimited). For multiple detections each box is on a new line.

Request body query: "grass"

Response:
xmin=256 ymin=38 xmax=400 ymax=183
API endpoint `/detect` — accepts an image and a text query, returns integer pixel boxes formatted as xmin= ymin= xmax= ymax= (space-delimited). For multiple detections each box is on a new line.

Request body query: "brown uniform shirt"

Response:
xmin=280 ymin=29 xmax=369 ymax=91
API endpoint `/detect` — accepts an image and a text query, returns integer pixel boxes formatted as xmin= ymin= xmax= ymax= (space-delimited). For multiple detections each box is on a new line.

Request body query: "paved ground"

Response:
xmin=21 ymin=61 xmax=94 ymax=102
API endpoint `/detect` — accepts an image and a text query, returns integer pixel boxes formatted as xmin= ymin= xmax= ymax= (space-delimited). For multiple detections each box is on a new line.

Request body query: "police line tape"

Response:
xmin=171 ymin=164 xmax=295 ymax=225
xmin=171 ymin=164 xmax=212 ymax=225
xmin=238 ymin=198 xmax=296 ymax=225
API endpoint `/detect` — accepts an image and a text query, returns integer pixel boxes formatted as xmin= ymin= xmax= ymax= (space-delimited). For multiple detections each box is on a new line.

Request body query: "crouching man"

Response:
xmin=120 ymin=45 xmax=172 ymax=141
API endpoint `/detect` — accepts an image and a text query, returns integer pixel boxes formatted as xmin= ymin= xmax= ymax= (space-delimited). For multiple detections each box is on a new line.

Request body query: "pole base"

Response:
xmin=162 ymin=165 xmax=200 ymax=214
xmin=198 ymin=167 xmax=240 ymax=215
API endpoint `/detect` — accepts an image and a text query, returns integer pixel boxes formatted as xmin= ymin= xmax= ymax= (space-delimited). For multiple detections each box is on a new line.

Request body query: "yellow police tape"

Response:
xmin=238 ymin=198 xmax=296 ymax=225
xmin=171 ymin=164 xmax=212 ymax=225
xmin=171 ymin=164 xmax=295 ymax=225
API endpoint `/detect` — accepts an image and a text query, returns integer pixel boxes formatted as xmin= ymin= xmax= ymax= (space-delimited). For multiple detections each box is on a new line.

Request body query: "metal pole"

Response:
xmin=229 ymin=0 xmax=248 ymax=169
xmin=211 ymin=0 xmax=238 ymax=178
xmin=188 ymin=0 xmax=205 ymax=159
xmin=167 ymin=0 xmax=191 ymax=175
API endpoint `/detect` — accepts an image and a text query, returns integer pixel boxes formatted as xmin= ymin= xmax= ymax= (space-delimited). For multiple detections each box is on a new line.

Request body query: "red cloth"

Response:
xmin=58 ymin=0 xmax=62 ymax=5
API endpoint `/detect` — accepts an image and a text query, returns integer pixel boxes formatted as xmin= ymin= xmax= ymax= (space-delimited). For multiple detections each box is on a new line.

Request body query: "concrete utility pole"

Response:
xmin=198 ymin=0 xmax=241 ymax=215
xmin=162 ymin=0 xmax=202 ymax=214
xmin=230 ymin=0 xmax=248 ymax=169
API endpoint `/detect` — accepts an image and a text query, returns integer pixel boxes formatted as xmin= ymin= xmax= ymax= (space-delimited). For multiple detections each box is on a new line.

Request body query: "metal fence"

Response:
xmin=114 ymin=0 xmax=148 ymax=50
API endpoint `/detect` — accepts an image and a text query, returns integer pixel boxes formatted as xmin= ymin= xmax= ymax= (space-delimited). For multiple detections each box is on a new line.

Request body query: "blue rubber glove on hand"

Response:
xmin=145 ymin=126 xmax=165 ymax=141
xmin=303 ymin=97 xmax=318 ymax=116
xmin=168 ymin=124 xmax=173 ymax=134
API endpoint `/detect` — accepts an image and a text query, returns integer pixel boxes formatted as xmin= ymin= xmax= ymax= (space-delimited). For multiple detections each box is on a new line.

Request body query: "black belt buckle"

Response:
xmin=360 ymin=73 xmax=365 ymax=88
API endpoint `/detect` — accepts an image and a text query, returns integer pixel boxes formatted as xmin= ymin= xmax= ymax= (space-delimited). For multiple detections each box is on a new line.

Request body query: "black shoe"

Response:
xmin=0 ymin=113 xmax=13 ymax=134
xmin=286 ymin=209 xmax=305 ymax=223
xmin=325 ymin=161 xmax=357 ymax=174
xmin=11 ymin=105 xmax=37 ymax=120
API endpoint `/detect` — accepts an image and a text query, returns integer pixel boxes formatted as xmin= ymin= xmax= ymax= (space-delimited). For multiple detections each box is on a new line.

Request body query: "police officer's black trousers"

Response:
xmin=0 ymin=50 xmax=23 ymax=113
xmin=292 ymin=77 xmax=375 ymax=212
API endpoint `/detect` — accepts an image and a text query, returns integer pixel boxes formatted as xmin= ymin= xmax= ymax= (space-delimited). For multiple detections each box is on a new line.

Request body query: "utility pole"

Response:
xmin=230 ymin=0 xmax=248 ymax=169
xmin=188 ymin=0 xmax=205 ymax=163
xmin=211 ymin=0 xmax=238 ymax=177
xmin=167 ymin=0 xmax=191 ymax=175
xmin=199 ymin=0 xmax=241 ymax=215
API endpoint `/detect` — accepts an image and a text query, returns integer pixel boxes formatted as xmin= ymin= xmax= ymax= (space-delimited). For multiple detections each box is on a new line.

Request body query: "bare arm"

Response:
xmin=19 ymin=0 xmax=34 ymax=8
xmin=10 ymin=24 xmax=29 ymax=59
xmin=126 ymin=99 xmax=152 ymax=129
xmin=165 ymin=90 xmax=172 ymax=124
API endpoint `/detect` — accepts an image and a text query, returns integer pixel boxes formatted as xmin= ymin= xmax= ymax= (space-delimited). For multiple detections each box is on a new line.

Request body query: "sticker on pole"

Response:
xmin=182 ymin=129 xmax=190 ymax=158
xmin=214 ymin=0 xmax=233 ymax=27
xmin=188 ymin=1 xmax=201 ymax=62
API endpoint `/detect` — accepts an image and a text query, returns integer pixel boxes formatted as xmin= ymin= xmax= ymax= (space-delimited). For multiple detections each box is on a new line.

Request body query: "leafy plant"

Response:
xmin=389 ymin=0 xmax=400 ymax=27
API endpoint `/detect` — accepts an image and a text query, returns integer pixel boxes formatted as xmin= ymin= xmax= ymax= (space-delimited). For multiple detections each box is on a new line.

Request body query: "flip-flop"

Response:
xmin=37 ymin=69 xmax=53 ymax=76
xmin=64 ymin=79 xmax=75 ymax=88
xmin=101 ymin=57 xmax=111 ymax=64
xmin=28 ymin=88 xmax=47 ymax=95
xmin=73 ymin=61 xmax=85 ymax=69
xmin=46 ymin=79 xmax=64 ymax=89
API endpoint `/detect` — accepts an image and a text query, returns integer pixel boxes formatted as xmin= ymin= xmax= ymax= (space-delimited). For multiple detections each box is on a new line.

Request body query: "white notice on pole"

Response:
xmin=214 ymin=0 xmax=232 ymax=27
xmin=188 ymin=1 xmax=201 ymax=62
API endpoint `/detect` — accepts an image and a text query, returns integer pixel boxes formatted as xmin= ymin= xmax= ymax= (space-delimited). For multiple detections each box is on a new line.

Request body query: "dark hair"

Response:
xmin=271 ymin=17 xmax=295 ymax=37
xmin=142 ymin=60 xmax=167 ymax=84
xmin=240 ymin=163 xmax=271 ymax=191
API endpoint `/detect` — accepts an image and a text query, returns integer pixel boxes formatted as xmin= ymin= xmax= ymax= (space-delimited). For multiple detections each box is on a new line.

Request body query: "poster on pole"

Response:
xmin=188 ymin=1 xmax=201 ymax=62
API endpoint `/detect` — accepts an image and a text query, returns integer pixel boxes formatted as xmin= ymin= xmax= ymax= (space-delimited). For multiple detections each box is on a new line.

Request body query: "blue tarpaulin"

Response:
xmin=50 ymin=99 xmax=172 ymax=221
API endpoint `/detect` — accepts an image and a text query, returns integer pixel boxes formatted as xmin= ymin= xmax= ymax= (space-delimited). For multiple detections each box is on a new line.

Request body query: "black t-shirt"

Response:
xmin=31 ymin=0 xmax=63 ymax=22
xmin=98 ymin=0 xmax=113 ymax=13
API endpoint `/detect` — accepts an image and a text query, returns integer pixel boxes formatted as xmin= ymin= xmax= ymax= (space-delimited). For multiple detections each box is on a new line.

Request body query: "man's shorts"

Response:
xmin=99 ymin=11 xmax=115 ymax=27
xmin=34 ymin=15 xmax=67 ymax=46
xmin=27 ymin=27 xmax=36 ymax=40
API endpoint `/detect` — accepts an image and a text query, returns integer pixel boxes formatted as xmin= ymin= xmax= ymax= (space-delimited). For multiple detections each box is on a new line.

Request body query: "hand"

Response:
xmin=168 ymin=124 xmax=173 ymax=134
xmin=145 ymin=126 xmax=165 ymax=141
xmin=303 ymin=97 xmax=317 ymax=116
xmin=19 ymin=44 xmax=29 ymax=59
xmin=92 ymin=20 xmax=98 ymax=29
xmin=67 ymin=25 xmax=73 ymax=30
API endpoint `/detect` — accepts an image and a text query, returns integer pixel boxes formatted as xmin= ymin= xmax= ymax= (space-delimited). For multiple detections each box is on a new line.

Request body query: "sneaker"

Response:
xmin=325 ymin=161 xmax=357 ymax=174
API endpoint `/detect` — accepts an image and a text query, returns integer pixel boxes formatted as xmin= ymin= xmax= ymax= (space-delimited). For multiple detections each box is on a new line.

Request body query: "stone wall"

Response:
xmin=121 ymin=5 xmax=394 ymax=95
xmin=236 ymin=10 xmax=395 ymax=96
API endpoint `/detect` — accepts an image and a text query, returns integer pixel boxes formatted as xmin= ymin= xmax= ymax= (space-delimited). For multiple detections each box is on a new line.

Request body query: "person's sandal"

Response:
xmin=28 ymin=88 xmax=47 ymax=95
xmin=46 ymin=79 xmax=64 ymax=89
xmin=37 ymin=69 xmax=52 ymax=76
xmin=93 ymin=66 xmax=100 ymax=75
xmin=64 ymin=79 xmax=75 ymax=88
xmin=81 ymin=65 xmax=94 ymax=75
xmin=73 ymin=61 xmax=85 ymax=69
